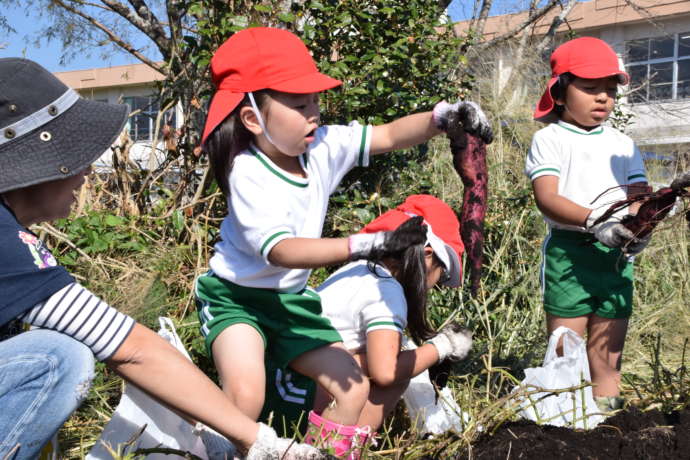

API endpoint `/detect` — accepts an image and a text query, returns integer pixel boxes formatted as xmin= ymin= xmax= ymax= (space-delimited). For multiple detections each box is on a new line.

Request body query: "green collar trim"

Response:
xmin=556 ymin=121 xmax=604 ymax=135
xmin=358 ymin=125 xmax=369 ymax=167
xmin=249 ymin=146 xmax=308 ymax=188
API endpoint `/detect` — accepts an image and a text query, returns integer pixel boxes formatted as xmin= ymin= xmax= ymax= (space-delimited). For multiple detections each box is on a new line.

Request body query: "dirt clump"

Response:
xmin=464 ymin=407 xmax=690 ymax=459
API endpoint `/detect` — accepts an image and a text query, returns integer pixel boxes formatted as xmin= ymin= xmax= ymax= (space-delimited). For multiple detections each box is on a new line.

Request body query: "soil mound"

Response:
xmin=466 ymin=407 xmax=690 ymax=460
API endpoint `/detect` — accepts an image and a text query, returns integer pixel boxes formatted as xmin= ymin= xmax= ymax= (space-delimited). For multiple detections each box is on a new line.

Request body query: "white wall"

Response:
xmin=601 ymin=16 xmax=690 ymax=146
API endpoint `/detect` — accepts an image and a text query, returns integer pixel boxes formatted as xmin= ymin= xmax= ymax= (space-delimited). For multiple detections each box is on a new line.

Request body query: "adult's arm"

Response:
xmin=106 ymin=323 xmax=258 ymax=448
xmin=21 ymin=282 xmax=259 ymax=450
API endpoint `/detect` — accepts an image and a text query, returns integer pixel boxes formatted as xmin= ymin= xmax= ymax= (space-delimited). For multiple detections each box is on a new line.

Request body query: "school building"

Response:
xmin=454 ymin=0 xmax=690 ymax=164
xmin=54 ymin=63 xmax=179 ymax=170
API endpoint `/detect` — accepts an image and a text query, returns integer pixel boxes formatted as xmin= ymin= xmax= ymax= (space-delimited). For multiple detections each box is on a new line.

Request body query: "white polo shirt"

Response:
xmin=316 ymin=260 xmax=407 ymax=353
xmin=210 ymin=122 xmax=371 ymax=293
xmin=525 ymin=120 xmax=647 ymax=232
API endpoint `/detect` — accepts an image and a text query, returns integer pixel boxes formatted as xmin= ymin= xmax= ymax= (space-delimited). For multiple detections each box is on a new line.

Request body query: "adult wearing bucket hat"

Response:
xmin=0 ymin=58 xmax=324 ymax=460
xmin=260 ymin=195 xmax=472 ymax=434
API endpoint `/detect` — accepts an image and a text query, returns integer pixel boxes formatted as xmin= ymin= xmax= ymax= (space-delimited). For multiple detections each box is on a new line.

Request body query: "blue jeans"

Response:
xmin=0 ymin=329 xmax=95 ymax=460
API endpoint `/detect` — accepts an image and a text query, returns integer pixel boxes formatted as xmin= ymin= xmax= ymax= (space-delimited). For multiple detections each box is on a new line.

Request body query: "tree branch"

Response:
xmin=101 ymin=0 xmax=171 ymax=58
xmin=52 ymin=0 xmax=166 ymax=74
xmin=481 ymin=0 xmax=560 ymax=48
xmin=473 ymin=0 xmax=493 ymax=40
xmin=535 ymin=0 xmax=578 ymax=56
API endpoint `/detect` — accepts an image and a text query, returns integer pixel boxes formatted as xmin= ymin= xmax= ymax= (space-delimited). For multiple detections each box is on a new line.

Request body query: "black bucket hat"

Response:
xmin=0 ymin=58 xmax=129 ymax=193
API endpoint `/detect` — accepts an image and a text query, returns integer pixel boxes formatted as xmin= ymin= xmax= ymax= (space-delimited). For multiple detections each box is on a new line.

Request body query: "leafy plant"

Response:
xmin=52 ymin=212 xmax=147 ymax=266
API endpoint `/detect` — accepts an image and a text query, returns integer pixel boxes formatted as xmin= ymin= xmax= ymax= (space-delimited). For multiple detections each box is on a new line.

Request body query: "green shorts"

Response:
xmin=260 ymin=357 xmax=315 ymax=436
xmin=195 ymin=271 xmax=343 ymax=368
xmin=542 ymin=229 xmax=633 ymax=319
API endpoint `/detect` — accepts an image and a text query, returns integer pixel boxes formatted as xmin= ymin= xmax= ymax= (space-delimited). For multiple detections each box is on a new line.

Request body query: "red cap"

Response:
xmin=201 ymin=27 xmax=342 ymax=143
xmin=534 ymin=37 xmax=629 ymax=122
xmin=360 ymin=195 xmax=464 ymax=288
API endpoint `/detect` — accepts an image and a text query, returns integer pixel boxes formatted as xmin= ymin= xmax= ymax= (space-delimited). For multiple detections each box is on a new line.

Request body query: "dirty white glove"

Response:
xmin=586 ymin=207 xmax=638 ymax=249
xmin=428 ymin=323 xmax=473 ymax=362
xmin=432 ymin=100 xmax=493 ymax=144
xmin=246 ymin=423 xmax=325 ymax=460
xmin=590 ymin=220 xmax=636 ymax=249
xmin=349 ymin=216 xmax=426 ymax=261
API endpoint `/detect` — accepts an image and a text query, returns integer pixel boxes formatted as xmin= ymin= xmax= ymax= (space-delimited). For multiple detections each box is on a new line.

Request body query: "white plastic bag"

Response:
xmin=401 ymin=337 xmax=472 ymax=435
xmin=87 ymin=317 xmax=208 ymax=459
xmin=515 ymin=326 xmax=604 ymax=429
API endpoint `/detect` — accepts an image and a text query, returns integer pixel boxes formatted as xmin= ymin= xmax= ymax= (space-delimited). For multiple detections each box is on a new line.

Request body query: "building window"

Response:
xmin=122 ymin=96 xmax=176 ymax=142
xmin=625 ymin=32 xmax=690 ymax=103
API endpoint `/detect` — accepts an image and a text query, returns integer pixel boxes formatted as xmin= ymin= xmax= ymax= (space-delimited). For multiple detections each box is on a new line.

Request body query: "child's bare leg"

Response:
xmin=290 ymin=343 xmax=369 ymax=425
xmin=586 ymin=315 xmax=628 ymax=397
xmin=312 ymin=381 xmax=406 ymax=430
xmin=356 ymin=381 xmax=408 ymax=429
xmin=352 ymin=351 xmax=407 ymax=429
xmin=546 ymin=313 xmax=589 ymax=355
xmin=212 ymin=323 xmax=266 ymax=419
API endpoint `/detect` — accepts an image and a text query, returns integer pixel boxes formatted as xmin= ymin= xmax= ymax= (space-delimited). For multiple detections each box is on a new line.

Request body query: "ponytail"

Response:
xmin=367 ymin=244 xmax=435 ymax=345
xmin=396 ymin=245 xmax=435 ymax=344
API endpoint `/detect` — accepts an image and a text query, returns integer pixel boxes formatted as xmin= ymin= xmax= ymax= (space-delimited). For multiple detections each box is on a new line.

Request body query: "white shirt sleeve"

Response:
xmin=229 ymin=170 xmax=295 ymax=260
xmin=316 ymin=122 xmax=372 ymax=194
xmin=627 ymin=143 xmax=648 ymax=184
xmin=20 ymin=282 xmax=135 ymax=361
xmin=525 ymin=128 xmax=562 ymax=182
xmin=361 ymin=279 xmax=407 ymax=335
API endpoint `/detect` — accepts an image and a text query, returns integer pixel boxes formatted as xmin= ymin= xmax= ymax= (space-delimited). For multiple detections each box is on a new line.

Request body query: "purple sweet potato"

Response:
xmin=447 ymin=118 xmax=488 ymax=297
xmin=594 ymin=171 xmax=690 ymax=239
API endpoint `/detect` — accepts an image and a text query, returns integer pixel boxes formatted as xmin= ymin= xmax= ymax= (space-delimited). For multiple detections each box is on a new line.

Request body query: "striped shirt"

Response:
xmin=20 ymin=282 xmax=135 ymax=361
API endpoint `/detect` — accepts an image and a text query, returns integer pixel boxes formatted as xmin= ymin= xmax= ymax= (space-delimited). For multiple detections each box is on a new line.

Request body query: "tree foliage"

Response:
xmin=0 ymin=0 xmax=608 ymax=215
xmin=292 ymin=0 xmax=467 ymax=125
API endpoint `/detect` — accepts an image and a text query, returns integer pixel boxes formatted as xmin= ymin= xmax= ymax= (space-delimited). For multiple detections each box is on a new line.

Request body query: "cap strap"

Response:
xmin=247 ymin=92 xmax=276 ymax=146
xmin=0 ymin=88 xmax=79 ymax=146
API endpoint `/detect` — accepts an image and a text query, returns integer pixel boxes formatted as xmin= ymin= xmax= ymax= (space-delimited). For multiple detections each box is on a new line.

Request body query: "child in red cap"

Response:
xmin=260 ymin=194 xmax=472 ymax=443
xmin=525 ymin=37 xmax=651 ymax=412
xmin=195 ymin=27 xmax=492 ymax=458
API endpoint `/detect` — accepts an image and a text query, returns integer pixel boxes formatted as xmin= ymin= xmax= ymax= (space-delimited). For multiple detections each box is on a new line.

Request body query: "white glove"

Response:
xmin=428 ymin=323 xmax=473 ymax=362
xmin=246 ymin=423 xmax=325 ymax=460
xmin=432 ymin=100 xmax=493 ymax=144
xmin=590 ymin=220 xmax=637 ymax=248
xmin=349 ymin=216 xmax=426 ymax=261
xmin=585 ymin=206 xmax=608 ymax=229
xmin=586 ymin=208 xmax=638 ymax=249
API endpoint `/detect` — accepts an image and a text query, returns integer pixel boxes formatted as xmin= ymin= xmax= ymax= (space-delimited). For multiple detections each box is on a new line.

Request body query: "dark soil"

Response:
xmin=464 ymin=407 xmax=690 ymax=460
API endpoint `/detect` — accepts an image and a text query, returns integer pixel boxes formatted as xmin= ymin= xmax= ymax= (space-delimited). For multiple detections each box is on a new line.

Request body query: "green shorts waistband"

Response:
xmin=550 ymin=228 xmax=592 ymax=240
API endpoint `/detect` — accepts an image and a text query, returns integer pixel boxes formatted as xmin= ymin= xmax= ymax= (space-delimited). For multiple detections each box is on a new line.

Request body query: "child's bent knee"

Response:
xmin=336 ymin=376 xmax=370 ymax=408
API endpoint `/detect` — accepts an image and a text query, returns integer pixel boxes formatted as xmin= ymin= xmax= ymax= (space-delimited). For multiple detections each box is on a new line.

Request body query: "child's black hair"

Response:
xmin=203 ymin=90 xmax=272 ymax=195
xmin=550 ymin=72 xmax=574 ymax=116
xmin=367 ymin=244 xmax=436 ymax=345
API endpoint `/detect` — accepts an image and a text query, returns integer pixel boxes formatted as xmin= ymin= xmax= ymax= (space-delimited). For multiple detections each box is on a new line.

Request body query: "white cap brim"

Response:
xmin=426 ymin=226 xmax=461 ymax=288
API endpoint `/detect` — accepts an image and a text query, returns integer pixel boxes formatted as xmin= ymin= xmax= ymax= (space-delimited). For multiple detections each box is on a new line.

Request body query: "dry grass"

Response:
xmin=49 ymin=97 xmax=690 ymax=458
